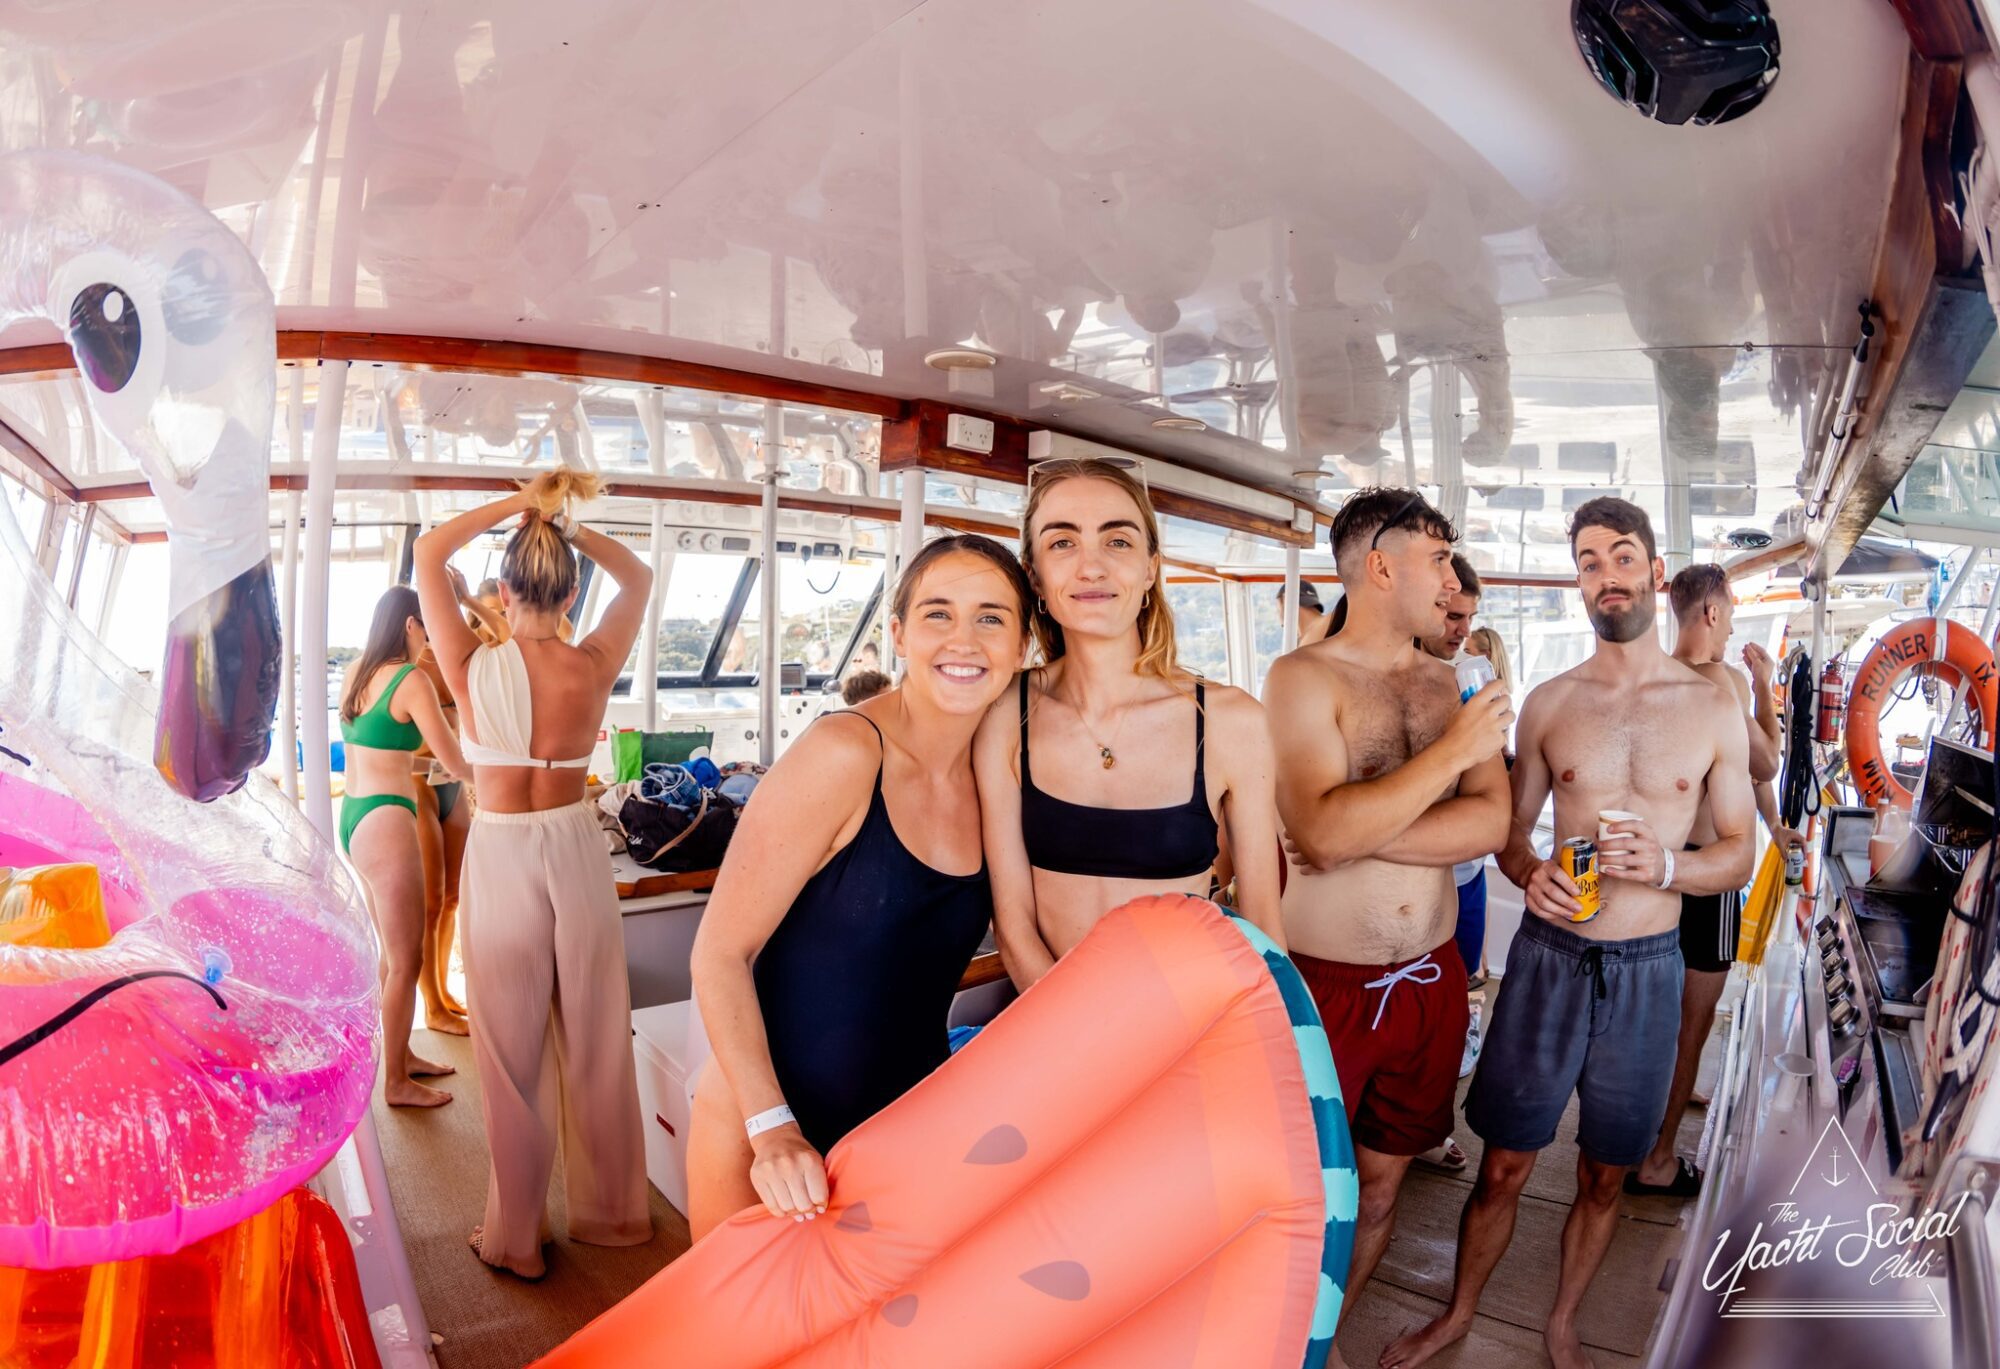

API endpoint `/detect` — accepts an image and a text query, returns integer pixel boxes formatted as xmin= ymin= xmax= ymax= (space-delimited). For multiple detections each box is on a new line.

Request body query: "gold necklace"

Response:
xmin=1074 ymin=698 xmax=1129 ymax=770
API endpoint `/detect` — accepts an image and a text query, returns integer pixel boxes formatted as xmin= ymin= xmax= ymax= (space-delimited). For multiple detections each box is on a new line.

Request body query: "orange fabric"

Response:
xmin=0 ymin=864 xmax=110 ymax=950
xmin=541 ymin=895 xmax=1329 ymax=1368
xmin=0 ymin=1188 xmax=378 ymax=1368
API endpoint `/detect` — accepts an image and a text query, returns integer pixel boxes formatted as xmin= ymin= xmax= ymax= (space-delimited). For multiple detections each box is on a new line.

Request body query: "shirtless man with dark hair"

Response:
xmin=1266 ymin=488 xmax=1512 ymax=1365
xmin=1383 ymin=497 xmax=1754 ymax=1369
xmin=1624 ymin=562 xmax=1796 ymax=1197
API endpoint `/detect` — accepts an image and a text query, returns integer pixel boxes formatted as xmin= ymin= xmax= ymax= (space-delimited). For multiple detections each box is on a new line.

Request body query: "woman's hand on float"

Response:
xmin=748 ymin=1124 xmax=829 ymax=1221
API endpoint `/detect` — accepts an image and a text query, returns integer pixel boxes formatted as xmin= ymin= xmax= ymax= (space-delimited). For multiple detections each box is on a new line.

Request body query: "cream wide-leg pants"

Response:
xmin=461 ymin=803 xmax=650 ymax=1275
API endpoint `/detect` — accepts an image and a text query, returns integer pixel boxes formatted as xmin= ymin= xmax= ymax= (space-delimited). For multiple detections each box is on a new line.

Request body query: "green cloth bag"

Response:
xmin=613 ymin=729 xmax=716 ymax=782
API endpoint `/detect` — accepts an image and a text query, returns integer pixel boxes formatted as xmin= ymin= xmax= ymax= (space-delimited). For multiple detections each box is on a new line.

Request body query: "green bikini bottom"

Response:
xmin=339 ymin=793 xmax=417 ymax=853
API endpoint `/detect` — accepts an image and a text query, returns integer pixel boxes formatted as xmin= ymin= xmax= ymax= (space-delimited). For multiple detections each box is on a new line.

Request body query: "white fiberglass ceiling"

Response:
xmin=0 ymin=0 xmax=1910 ymax=514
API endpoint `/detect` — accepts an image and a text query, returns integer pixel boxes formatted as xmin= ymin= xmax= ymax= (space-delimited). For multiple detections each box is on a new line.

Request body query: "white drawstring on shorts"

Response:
xmin=1363 ymin=953 xmax=1442 ymax=1031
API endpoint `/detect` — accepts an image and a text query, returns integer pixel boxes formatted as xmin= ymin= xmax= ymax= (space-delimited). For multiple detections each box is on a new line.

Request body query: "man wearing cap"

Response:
xmin=1277 ymin=578 xmax=1334 ymax=647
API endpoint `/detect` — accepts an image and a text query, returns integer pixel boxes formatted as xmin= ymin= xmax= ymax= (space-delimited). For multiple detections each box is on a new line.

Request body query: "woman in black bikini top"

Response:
xmin=975 ymin=458 xmax=1285 ymax=989
xmin=686 ymin=534 xmax=1033 ymax=1239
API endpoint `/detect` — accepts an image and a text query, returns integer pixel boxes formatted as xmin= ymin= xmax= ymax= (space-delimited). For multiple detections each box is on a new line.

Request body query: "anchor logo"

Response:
xmin=1825 ymin=1145 xmax=1847 ymax=1188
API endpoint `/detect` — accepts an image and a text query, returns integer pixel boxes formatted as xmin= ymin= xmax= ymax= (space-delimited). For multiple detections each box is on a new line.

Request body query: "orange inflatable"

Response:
xmin=1846 ymin=617 xmax=1998 ymax=809
xmin=0 ymin=1187 xmax=378 ymax=1368
xmin=540 ymin=895 xmax=1355 ymax=1369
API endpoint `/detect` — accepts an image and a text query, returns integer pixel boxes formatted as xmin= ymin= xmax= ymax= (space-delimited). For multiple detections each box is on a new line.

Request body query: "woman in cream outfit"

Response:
xmin=414 ymin=470 xmax=653 ymax=1279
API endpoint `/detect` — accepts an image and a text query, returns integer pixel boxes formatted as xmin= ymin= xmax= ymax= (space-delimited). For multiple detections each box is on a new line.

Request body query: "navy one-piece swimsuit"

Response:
xmin=753 ymin=714 xmax=992 ymax=1153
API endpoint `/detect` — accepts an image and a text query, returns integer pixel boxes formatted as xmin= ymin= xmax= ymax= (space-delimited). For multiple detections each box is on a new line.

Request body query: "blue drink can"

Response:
xmin=1454 ymin=655 xmax=1496 ymax=703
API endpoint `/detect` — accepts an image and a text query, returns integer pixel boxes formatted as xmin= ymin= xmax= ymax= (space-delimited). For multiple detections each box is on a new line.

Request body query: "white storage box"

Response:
xmin=632 ymin=1000 xmax=702 ymax=1216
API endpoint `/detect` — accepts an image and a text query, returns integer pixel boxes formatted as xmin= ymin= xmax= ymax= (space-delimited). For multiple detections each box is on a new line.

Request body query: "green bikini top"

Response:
xmin=341 ymin=663 xmax=424 ymax=751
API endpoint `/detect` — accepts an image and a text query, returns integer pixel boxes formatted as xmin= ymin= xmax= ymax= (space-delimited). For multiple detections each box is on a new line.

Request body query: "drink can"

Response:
xmin=1454 ymin=655 xmax=1496 ymax=703
xmin=1784 ymin=845 xmax=1806 ymax=886
xmin=1560 ymin=837 xmax=1601 ymax=922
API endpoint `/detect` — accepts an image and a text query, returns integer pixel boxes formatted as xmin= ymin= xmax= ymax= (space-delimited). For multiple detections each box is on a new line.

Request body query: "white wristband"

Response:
xmin=744 ymin=1104 xmax=796 ymax=1139
xmin=1657 ymin=849 xmax=1676 ymax=891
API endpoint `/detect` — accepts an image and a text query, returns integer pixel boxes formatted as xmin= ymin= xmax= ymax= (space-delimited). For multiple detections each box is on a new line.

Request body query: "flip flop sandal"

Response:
xmin=1623 ymin=1156 xmax=1702 ymax=1198
xmin=1414 ymin=1137 xmax=1469 ymax=1173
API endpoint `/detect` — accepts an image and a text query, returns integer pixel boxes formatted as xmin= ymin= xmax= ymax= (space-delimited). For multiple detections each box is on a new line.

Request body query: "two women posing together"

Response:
xmin=687 ymin=458 xmax=1286 ymax=1235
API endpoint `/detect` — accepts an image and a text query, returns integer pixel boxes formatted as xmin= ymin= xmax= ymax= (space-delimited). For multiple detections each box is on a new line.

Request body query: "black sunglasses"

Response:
xmin=1370 ymin=494 xmax=1431 ymax=551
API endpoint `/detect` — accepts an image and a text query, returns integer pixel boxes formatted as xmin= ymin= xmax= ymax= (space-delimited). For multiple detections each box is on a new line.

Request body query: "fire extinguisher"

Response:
xmin=1816 ymin=658 xmax=1845 ymax=744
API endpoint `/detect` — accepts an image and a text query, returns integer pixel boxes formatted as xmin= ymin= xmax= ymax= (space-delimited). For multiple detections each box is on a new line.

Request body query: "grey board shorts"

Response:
xmin=1464 ymin=916 xmax=1683 ymax=1167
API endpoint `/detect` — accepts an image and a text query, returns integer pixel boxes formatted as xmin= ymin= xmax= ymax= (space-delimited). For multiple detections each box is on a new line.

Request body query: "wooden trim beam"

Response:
xmin=1886 ymin=0 xmax=1987 ymax=60
xmin=0 ymin=342 xmax=76 ymax=379
xmin=883 ymin=400 xmax=1314 ymax=547
xmin=0 ymin=413 xmax=136 ymax=544
xmin=0 ymin=331 xmax=912 ymax=418
xmin=1811 ymin=53 xmax=1993 ymax=578
xmin=294 ymin=331 xmax=911 ymax=420
xmin=9 ymin=332 xmax=1323 ymax=545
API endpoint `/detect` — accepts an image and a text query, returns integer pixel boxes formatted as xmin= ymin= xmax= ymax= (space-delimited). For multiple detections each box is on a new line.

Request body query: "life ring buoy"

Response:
xmin=1845 ymin=617 xmax=1998 ymax=809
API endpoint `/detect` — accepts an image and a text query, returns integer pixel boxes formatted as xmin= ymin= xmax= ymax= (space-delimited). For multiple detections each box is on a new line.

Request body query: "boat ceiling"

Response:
xmin=0 ymin=0 xmax=1942 ymax=568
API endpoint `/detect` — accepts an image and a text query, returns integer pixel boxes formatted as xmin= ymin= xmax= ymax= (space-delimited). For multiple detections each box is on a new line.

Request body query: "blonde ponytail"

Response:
xmin=520 ymin=468 xmax=604 ymax=519
xmin=503 ymin=469 xmax=602 ymax=611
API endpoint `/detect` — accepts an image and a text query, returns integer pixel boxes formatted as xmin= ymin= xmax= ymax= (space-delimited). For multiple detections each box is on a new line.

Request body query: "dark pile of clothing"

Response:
xmin=593 ymin=759 xmax=765 ymax=873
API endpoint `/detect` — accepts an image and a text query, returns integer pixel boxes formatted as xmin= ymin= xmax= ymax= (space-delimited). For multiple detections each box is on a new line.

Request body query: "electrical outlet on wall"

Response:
xmin=946 ymin=413 xmax=995 ymax=454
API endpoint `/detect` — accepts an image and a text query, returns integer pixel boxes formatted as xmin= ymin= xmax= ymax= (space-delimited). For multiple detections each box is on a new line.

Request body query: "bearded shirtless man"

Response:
xmin=1382 ymin=498 xmax=1753 ymax=1369
xmin=1266 ymin=489 xmax=1512 ymax=1365
xmin=1624 ymin=562 xmax=1797 ymax=1197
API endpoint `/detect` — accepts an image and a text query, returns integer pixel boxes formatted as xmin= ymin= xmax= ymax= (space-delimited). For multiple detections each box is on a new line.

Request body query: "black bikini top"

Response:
xmin=1018 ymin=673 xmax=1219 ymax=880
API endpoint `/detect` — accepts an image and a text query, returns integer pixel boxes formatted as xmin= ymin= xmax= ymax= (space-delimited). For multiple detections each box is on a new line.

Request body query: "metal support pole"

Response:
xmin=95 ymin=541 xmax=128 ymax=638
xmin=1809 ymin=578 xmax=1829 ymax=674
xmin=1938 ymin=546 xmax=1985 ymax=623
xmin=63 ymin=503 xmax=95 ymax=608
xmin=636 ymin=390 xmax=670 ymax=728
xmin=896 ymin=468 xmax=926 ymax=674
xmin=278 ymin=487 xmax=303 ymax=801
xmin=300 ymin=360 xmax=347 ymax=844
xmin=760 ymin=404 xmax=783 ymax=765
xmin=1281 ymin=546 xmax=1301 ymax=654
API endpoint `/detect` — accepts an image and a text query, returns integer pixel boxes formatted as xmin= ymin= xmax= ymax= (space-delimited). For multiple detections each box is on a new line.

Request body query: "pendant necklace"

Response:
xmin=1076 ymin=697 xmax=1128 ymax=770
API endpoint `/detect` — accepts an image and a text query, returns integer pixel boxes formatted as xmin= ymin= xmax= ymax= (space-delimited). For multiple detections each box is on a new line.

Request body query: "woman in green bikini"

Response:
xmin=338 ymin=585 xmax=469 ymax=1108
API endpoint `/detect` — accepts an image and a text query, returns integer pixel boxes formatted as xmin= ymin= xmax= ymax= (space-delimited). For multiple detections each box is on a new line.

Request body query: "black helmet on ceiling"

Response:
xmin=1572 ymin=0 xmax=1780 ymax=127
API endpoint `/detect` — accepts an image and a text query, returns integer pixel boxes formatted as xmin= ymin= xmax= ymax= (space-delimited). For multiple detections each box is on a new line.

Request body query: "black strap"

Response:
xmin=0 ymin=970 xmax=227 ymax=1070
xmin=1193 ymin=679 xmax=1206 ymax=785
xmin=1018 ymin=673 xmax=1033 ymax=788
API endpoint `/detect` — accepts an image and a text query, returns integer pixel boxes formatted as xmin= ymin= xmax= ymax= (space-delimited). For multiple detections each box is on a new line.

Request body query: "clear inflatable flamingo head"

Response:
xmin=0 ymin=151 xmax=280 ymax=799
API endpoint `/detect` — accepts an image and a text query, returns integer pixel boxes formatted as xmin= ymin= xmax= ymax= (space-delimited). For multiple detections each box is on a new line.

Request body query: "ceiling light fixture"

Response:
xmin=924 ymin=346 xmax=999 ymax=371
xmin=1150 ymin=414 xmax=1206 ymax=432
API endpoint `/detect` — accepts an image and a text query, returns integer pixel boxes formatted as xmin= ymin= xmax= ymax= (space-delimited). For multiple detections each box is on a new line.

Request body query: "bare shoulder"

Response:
xmin=773 ymin=707 xmax=884 ymax=789
xmin=1266 ymin=639 xmax=1344 ymax=694
xmin=1520 ymin=666 xmax=1585 ymax=714
xmin=1690 ymin=658 xmax=1752 ymax=704
xmin=1196 ymin=679 xmax=1268 ymax=741
xmin=1675 ymin=658 xmax=1741 ymax=709
xmin=974 ymin=672 xmax=1026 ymax=750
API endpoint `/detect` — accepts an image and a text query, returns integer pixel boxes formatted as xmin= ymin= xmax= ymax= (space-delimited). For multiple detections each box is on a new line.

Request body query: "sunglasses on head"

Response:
xmin=1026 ymin=455 xmax=1149 ymax=493
xmin=1369 ymin=493 xmax=1432 ymax=551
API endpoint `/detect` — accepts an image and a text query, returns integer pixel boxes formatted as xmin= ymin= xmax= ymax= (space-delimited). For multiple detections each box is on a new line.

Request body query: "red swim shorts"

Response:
xmin=1292 ymin=940 xmax=1469 ymax=1156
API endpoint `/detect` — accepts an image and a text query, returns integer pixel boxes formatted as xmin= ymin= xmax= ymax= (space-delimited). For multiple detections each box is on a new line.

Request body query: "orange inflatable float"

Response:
xmin=540 ymin=895 xmax=1355 ymax=1369
xmin=1846 ymin=617 xmax=1998 ymax=809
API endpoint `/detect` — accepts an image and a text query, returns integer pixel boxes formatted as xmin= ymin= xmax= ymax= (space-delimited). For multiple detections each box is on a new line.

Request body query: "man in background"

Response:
xmin=1421 ymin=552 xmax=1489 ymax=983
xmin=1624 ymin=563 xmax=1795 ymax=1197
xmin=1278 ymin=579 xmax=1333 ymax=647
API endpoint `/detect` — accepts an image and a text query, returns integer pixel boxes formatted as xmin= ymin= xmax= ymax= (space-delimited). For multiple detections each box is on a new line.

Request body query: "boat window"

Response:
xmin=1165 ymin=582 xmax=1227 ymax=681
xmin=737 ymin=557 xmax=881 ymax=686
